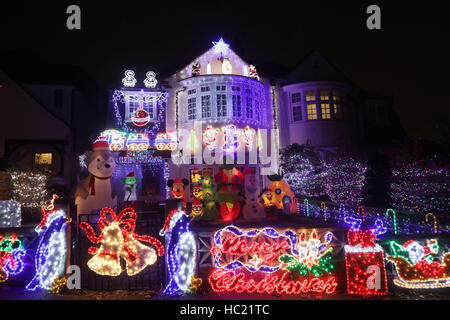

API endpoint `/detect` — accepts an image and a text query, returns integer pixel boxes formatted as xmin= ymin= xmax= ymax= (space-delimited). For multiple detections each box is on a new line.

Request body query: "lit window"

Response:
xmin=334 ymin=103 xmax=343 ymax=119
xmin=201 ymin=86 xmax=210 ymax=92
xmin=246 ymin=97 xmax=253 ymax=119
xmin=255 ymin=99 xmax=261 ymax=122
xmin=143 ymin=96 xmax=154 ymax=119
xmin=321 ymin=104 xmax=331 ymax=119
xmin=320 ymin=90 xmax=330 ymax=101
xmin=201 ymin=95 xmax=211 ymax=119
xmin=127 ymin=95 xmax=139 ymax=119
xmin=291 ymin=92 xmax=301 ymax=104
xmin=293 ymin=106 xmax=302 ymax=122
xmin=216 ymin=85 xmax=226 ymax=91
xmin=54 ymin=89 xmax=64 ymax=108
xmin=217 ymin=94 xmax=227 ymax=117
xmin=307 ymin=104 xmax=317 ymax=120
xmin=332 ymin=90 xmax=342 ymax=101
xmin=188 ymin=97 xmax=196 ymax=120
xmin=188 ymin=89 xmax=196 ymax=95
xmin=232 ymin=95 xmax=242 ymax=117
xmin=305 ymin=91 xmax=316 ymax=101
xmin=35 ymin=153 xmax=52 ymax=165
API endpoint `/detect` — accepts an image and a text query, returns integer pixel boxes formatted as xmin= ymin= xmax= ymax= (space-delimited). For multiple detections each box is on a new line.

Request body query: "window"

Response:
xmin=217 ymin=94 xmax=227 ymax=117
xmin=216 ymin=85 xmax=226 ymax=91
xmin=127 ymin=95 xmax=139 ymax=118
xmin=320 ymin=90 xmax=330 ymax=101
xmin=54 ymin=89 xmax=64 ymax=108
xmin=321 ymin=104 xmax=331 ymax=119
xmin=245 ymin=88 xmax=251 ymax=95
xmin=188 ymin=97 xmax=196 ymax=120
xmin=334 ymin=103 xmax=343 ymax=119
xmin=246 ymin=97 xmax=253 ymax=119
xmin=305 ymin=90 xmax=316 ymax=101
xmin=232 ymin=95 xmax=242 ymax=117
xmin=255 ymin=99 xmax=261 ymax=121
xmin=35 ymin=153 xmax=52 ymax=165
xmin=307 ymin=104 xmax=317 ymax=120
xmin=291 ymin=92 xmax=301 ymax=104
xmin=332 ymin=90 xmax=342 ymax=101
xmin=201 ymin=95 xmax=211 ymax=118
xmin=201 ymin=86 xmax=210 ymax=92
xmin=143 ymin=96 xmax=154 ymax=119
xmin=232 ymin=86 xmax=241 ymax=92
xmin=293 ymin=106 xmax=302 ymax=122
xmin=188 ymin=89 xmax=196 ymax=95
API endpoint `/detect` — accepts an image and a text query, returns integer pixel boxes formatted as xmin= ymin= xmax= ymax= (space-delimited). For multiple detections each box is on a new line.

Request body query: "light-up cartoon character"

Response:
xmin=79 ymin=207 xmax=164 ymax=277
xmin=75 ymin=141 xmax=117 ymax=215
xmin=167 ymin=178 xmax=189 ymax=210
xmin=203 ymin=126 xmax=219 ymax=150
xmin=192 ymin=61 xmax=201 ymax=76
xmin=242 ymin=167 xmax=265 ymax=220
xmin=249 ymin=64 xmax=260 ymax=81
xmin=214 ymin=165 xmax=243 ymax=222
xmin=121 ymin=172 xmax=139 ymax=211
xmin=122 ymin=70 xmax=137 ymax=87
xmin=222 ymin=58 xmax=232 ymax=74
xmin=262 ymin=174 xmax=298 ymax=214
xmin=26 ymin=196 xmax=71 ymax=291
xmin=0 ymin=233 xmax=26 ymax=283
xmin=200 ymin=168 xmax=218 ymax=221
xmin=160 ymin=210 xmax=196 ymax=296
xmin=144 ymin=71 xmax=158 ymax=88
xmin=222 ymin=124 xmax=240 ymax=152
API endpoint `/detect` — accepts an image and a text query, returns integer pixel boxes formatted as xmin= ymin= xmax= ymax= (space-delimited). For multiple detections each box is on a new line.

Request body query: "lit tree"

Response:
xmin=279 ymin=144 xmax=325 ymax=198
xmin=8 ymin=170 xmax=48 ymax=208
xmin=322 ymin=156 xmax=367 ymax=206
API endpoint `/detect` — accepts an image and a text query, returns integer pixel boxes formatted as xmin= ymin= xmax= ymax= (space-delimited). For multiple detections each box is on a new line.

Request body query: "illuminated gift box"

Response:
xmin=0 ymin=200 xmax=21 ymax=228
xmin=344 ymin=229 xmax=388 ymax=296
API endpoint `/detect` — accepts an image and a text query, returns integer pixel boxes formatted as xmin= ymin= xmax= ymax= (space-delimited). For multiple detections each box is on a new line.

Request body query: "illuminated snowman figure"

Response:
xmin=144 ymin=71 xmax=158 ymax=88
xmin=222 ymin=58 xmax=232 ymax=74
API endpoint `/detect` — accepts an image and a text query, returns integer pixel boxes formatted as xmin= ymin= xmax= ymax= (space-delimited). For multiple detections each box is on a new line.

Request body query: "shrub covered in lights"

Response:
xmin=279 ymin=144 xmax=325 ymax=198
xmin=322 ymin=156 xmax=367 ymax=206
xmin=389 ymin=159 xmax=449 ymax=215
xmin=8 ymin=170 xmax=48 ymax=208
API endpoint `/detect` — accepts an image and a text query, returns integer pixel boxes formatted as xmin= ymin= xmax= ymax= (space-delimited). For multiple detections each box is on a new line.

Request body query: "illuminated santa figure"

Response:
xmin=131 ymin=108 xmax=150 ymax=127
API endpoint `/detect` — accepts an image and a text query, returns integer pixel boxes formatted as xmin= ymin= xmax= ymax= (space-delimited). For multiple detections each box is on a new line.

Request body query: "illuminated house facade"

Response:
xmin=102 ymin=39 xmax=403 ymax=203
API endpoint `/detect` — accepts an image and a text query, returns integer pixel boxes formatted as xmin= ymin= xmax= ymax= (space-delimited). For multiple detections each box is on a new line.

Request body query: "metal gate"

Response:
xmin=76 ymin=209 xmax=166 ymax=290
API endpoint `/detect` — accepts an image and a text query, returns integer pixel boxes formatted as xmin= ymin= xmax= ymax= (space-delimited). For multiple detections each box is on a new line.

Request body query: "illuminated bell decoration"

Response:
xmin=144 ymin=71 xmax=158 ymax=88
xmin=79 ymin=207 xmax=164 ymax=277
xmin=387 ymin=239 xmax=450 ymax=289
xmin=122 ymin=70 xmax=137 ymax=87
xmin=131 ymin=108 xmax=151 ymax=127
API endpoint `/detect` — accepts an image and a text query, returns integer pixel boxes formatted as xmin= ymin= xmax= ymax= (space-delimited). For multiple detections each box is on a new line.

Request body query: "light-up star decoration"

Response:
xmin=212 ymin=38 xmax=230 ymax=55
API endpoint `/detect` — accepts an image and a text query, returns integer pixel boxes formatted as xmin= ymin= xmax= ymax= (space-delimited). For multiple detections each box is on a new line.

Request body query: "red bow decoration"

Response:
xmin=347 ymin=230 xmax=376 ymax=248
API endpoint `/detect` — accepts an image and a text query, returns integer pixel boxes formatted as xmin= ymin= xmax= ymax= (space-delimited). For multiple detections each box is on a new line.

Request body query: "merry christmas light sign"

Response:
xmin=208 ymin=226 xmax=338 ymax=295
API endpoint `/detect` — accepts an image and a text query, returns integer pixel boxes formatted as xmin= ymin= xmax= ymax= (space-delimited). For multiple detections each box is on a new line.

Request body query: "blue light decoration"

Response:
xmin=344 ymin=216 xmax=363 ymax=231
xmin=26 ymin=206 xmax=71 ymax=291
xmin=159 ymin=210 xmax=197 ymax=296
xmin=0 ymin=233 xmax=26 ymax=283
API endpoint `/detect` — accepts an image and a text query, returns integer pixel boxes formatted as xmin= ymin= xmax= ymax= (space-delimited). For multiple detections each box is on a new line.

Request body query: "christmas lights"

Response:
xmin=26 ymin=203 xmax=70 ymax=291
xmin=425 ymin=213 xmax=437 ymax=234
xmin=385 ymin=209 xmax=398 ymax=235
xmin=79 ymin=207 xmax=164 ymax=277
xmin=155 ymin=132 xmax=178 ymax=151
xmin=143 ymin=71 xmax=158 ymax=88
xmin=122 ymin=70 xmax=137 ymax=87
xmin=344 ymin=229 xmax=388 ymax=296
xmin=9 ymin=170 xmax=48 ymax=208
xmin=0 ymin=200 xmax=21 ymax=228
xmin=386 ymin=239 xmax=450 ymax=289
xmin=160 ymin=210 xmax=197 ymax=296
xmin=203 ymin=125 xmax=219 ymax=150
xmin=208 ymin=269 xmax=338 ymax=295
xmin=0 ymin=233 xmax=26 ymax=283
xmin=212 ymin=38 xmax=230 ymax=55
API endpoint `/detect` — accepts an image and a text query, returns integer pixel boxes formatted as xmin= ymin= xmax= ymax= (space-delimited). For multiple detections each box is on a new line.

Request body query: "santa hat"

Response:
xmin=193 ymin=197 xmax=202 ymax=206
xmin=193 ymin=166 xmax=199 ymax=172
xmin=243 ymin=167 xmax=256 ymax=175
xmin=126 ymin=172 xmax=135 ymax=178
xmin=193 ymin=185 xmax=203 ymax=190
xmin=93 ymin=140 xmax=110 ymax=151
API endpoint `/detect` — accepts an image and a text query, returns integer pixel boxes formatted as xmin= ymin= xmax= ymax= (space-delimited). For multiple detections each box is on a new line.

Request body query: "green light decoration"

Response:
xmin=386 ymin=209 xmax=398 ymax=235
xmin=304 ymin=199 xmax=309 ymax=216
xmin=279 ymin=251 xmax=334 ymax=277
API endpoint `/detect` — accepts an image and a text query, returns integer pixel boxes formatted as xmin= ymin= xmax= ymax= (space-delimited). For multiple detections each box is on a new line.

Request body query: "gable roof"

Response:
xmin=285 ymin=50 xmax=353 ymax=85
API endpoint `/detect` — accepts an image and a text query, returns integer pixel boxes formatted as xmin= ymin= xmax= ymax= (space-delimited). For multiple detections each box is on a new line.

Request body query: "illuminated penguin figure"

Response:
xmin=26 ymin=208 xmax=70 ymax=291
xmin=160 ymin=210 xmax=196 ymax=296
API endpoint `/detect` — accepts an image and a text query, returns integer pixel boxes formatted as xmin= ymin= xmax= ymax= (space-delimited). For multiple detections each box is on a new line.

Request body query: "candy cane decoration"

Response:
xmin=304 ymin=199 xmax=309 ymax=216
xmin=425 ymin=213 xmax=437 ymax=234
xmin=357 ymin=206 xmax=365 ymax=222
xmin=321 ymin=202 xmax=327 ymax=222
xmin=385 ymin=209 xmax=397 ymax=235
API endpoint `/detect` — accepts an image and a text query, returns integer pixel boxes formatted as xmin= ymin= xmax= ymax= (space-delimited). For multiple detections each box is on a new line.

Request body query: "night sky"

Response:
xmin=1 ymin=1 xmax=449 ymax=142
